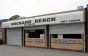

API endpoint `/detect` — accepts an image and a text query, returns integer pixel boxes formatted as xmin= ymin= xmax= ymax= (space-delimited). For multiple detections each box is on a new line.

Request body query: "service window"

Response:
xmin=26 ymin=30 xmax=44 ymax=38
xmin=63 ymin=34 xmax=82 ymax=39
xmin=51 ymin=34 xmax=58 ymax=38
xmin=51 ymin=34 xmax=63 ymax=39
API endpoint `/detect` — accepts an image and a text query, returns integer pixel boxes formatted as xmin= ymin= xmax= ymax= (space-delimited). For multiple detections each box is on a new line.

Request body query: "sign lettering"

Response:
xmin=11 ymin=17 xmax=56 ymax=26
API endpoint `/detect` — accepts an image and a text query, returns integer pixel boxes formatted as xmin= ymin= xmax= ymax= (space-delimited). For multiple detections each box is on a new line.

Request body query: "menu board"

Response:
xmin=40 ymin=34 xmax=44 ymax=39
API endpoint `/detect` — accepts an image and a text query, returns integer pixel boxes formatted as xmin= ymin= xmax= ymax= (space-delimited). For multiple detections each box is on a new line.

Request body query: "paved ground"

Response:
xmin=0 ymin=45 xmax=88 ymax=56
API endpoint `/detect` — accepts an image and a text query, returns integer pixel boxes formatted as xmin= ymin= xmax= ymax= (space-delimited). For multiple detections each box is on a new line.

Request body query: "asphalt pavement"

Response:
xmin=0 ymin=45 xmax=87 ymax=56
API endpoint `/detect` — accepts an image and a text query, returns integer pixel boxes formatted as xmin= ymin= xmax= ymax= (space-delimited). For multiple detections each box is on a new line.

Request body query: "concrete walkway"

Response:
xmin=0 ymin=45 xmax=88 ymax=56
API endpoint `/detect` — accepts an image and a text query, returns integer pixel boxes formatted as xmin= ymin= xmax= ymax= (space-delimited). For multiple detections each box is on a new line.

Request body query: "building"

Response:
xmin=2 ymin=7 xmax=88 ymax=52
xmin=0 ymin=19 xmax=8 ymax=44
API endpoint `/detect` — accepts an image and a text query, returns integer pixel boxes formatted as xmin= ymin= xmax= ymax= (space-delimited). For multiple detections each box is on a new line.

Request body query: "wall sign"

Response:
xmin=60 ymin=19 xmax=81 ymax=23
xmin=11 ymin=17 xmax=56 ymax=26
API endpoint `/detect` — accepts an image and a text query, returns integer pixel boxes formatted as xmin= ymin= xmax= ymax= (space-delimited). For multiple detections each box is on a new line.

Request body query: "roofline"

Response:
xmin=8 ymin=9 xmax=84 ymax=21
xmin=27 ymin=9 xmax=84 ymax=18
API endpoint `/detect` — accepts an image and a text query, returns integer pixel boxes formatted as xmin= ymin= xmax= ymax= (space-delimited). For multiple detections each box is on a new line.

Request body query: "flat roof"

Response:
xmin=8 ymin=9 xmax=84 ymax=21
xmin=27 ymin=9 xmax=83 ymax=18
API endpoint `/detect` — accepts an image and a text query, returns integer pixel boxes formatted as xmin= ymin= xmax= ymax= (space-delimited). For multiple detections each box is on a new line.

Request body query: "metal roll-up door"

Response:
xmin=50 ymin=23 xmax=84 ymax=34
xmin=7 ymin=28 xmax=22 ymax=46
xmin=24 ymin=25 xmax=46 ymax=30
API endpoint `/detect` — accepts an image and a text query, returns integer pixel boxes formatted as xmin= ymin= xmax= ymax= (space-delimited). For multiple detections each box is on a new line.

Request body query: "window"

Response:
xmin=51 ymin=34 xmax=58 ymax=38
xmin=63 ymin=34 xmax=81 ymax=39
xmin=26 ymin=29 xmax=44 ymax=38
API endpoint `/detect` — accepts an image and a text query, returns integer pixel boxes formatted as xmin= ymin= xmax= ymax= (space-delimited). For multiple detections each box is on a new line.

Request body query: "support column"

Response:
xmin=85 ymin=8 xmax=88 ymax=52
xmin=4 ymin=28 xmax=7 ymax=44
xmin=45 ymin=25 xmax=51 ymax=48
xmin=22 ymin=27 xmax=24 ymax=46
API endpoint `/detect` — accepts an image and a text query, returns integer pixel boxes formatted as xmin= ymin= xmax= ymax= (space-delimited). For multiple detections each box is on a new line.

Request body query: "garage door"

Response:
xmin=7 ymin=28 xmax=22 ymax=46
xmin=50 ymin=23 xmax=84 ymax=34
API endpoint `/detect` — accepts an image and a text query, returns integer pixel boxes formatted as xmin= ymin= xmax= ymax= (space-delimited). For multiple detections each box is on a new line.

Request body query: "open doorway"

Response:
xmin=25 ymin=29 xmax=46 ymax=47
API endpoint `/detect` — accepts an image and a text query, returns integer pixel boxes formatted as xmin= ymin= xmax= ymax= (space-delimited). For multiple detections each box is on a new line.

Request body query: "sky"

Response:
xmin=0 ymin=0 xmax=88 ymax=19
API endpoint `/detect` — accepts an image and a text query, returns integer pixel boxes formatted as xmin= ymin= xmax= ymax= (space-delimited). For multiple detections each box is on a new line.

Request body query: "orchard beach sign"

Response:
xmin=2 ymin=11 xmax=84 ymax=28
xmin=11 ymin=17 xmax=56 ymax=26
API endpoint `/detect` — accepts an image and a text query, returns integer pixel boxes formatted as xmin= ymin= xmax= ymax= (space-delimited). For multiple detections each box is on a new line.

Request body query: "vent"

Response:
xmin=77 ymin=6 xmax=84 ymax=10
